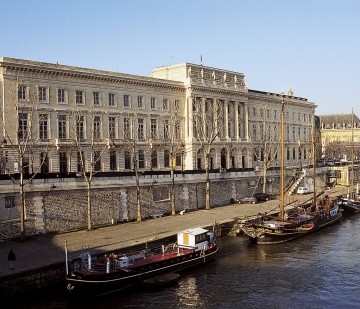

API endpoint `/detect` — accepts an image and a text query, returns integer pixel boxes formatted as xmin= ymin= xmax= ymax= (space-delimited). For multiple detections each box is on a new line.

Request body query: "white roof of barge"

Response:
xmin=180 ymin=227 xmax=208 ymax=235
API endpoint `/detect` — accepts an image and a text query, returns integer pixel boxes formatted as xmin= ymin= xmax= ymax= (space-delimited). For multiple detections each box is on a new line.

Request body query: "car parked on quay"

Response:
xmin=238 ymin=196 xmax=258 ymax=204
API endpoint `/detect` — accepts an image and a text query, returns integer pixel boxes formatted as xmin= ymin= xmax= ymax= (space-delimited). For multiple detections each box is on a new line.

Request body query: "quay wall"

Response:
xmin=0 ymin=169 xmax=288 ymax=240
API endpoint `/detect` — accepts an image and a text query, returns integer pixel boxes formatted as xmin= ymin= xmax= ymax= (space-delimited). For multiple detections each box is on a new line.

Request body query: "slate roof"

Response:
xmin=319 ymin=113 xmax=360 ymax=129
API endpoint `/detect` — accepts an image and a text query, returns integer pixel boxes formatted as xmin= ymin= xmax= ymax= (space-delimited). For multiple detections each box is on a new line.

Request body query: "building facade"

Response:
xmin=0 ymin=58 xmax=316 ymax=175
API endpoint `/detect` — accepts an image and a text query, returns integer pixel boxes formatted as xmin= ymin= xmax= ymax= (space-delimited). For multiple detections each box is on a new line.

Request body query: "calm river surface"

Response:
xmin=13 ymin=215 xmax=360 ymax=309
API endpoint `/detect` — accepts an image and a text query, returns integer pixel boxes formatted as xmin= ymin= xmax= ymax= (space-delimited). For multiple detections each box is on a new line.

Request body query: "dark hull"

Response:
xmin=242 ymin=213 xmax=342 ymax=245
xmin=66 ymin=245 xmax=218 ymax=297
xmin=338 ymin=202 xmax=360 ymax=216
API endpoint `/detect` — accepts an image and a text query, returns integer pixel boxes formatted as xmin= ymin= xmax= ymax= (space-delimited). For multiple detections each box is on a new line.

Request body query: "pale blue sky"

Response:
xmin=1 ymin=0 xmax=359 ymax=116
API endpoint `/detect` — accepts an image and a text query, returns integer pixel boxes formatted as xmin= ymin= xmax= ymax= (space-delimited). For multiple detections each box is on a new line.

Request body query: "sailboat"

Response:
xmin=338 ymin=109 xmax=360 ymax=216
xmin=240 ymin=94 xmax=342 ymax=245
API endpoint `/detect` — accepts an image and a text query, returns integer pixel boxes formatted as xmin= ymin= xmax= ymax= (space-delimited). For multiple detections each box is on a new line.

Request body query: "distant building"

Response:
xmin=319 ymin=113 xmax=360 ymax=160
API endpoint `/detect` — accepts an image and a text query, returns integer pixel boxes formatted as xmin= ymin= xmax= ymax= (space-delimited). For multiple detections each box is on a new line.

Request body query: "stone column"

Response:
xmin=235 ymin=101 xmax=239 ymax=139
xmin=224 ymin=100 xmax=229 ymax=139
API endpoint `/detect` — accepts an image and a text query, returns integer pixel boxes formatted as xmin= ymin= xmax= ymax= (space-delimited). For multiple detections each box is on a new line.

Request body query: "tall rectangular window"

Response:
xmin=109 ymin=93 xmax=115 ymax=107
xmin=137 ymin=96 xmax=143 ymax=108
xmin=58 ymin=115 xmax=67 ymax=139
xmin=138 ymin=150 xmax=145 ymax=168
xmin=124 ymin=151 xmax=131 ymax=169
xmin=18 ymin=85 xmax=26 ymax=100
xmin=76 ymin=90 xmax=84 ymax=104
xmin=151 ymin=150 xmax=157 ymax=169
xmin=94 ymin=151 xmax=101 ymax=171
xmin=110 ymin=150 xmax=117 ymax=171
xmin=5 ymin=196 xmax=15 ymax=209
xmin=39 ymin=114 xmax=48 ymax=140
xmin=175 ymin=99 xmax=179 ymax=112
xmin=93 ymin=116 xmax=101 ymax=139
xmin=137 ymin=118 xmax=144 ymax=139
xmin=164 ymin=150 xmax=170 ymax=167
xmin=38 ymin=87 xmax=47 ymax=102
xmin=151 ymin=97 xmax=156 ymax=109
xmin=77 ymin=151 xmax=84 ymax=173
xmin=124 ymin=117 xmax=130 ymax=138
xmin=163 ymin=99 xmax=169 ymax=111
xmin=59 ymin=152 xmax=67 ymax=173
xmin=150 ymin=119 xmax=157 ymax=139
xmin=163 ymin=120 xmax=169 ymax=140
xmin=18 ymin=113 xmax=28 ymax=140
xmin=124 ymin=94 xmax=130 ymax=107
xmin=40 ymin=152 xmax=49 ymax=173
xmin=93 ymin=92 xmax=99 ymax=105
xmin=58 ymin=89 xmax=65 ymax=103
xmin=109 ymin=117 xmax=116 ymax=139
xmin=76 ymin=115 xmax=85 ymax=140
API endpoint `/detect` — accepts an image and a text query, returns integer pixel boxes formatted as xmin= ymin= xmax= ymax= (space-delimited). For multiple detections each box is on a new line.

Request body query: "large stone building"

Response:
xmin=0 ymin=58 xmax=316 ymax=174
xmin=0 ymin=57 xmax=317 ymax=237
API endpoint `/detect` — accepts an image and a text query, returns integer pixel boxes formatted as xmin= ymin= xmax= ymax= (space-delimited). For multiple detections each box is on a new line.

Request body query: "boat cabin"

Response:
xmin=177 ymin=227 xmax=213 ymax=251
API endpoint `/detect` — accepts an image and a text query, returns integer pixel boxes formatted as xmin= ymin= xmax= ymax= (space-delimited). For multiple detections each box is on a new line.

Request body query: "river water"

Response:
xmin=13 ymin=215 xmax=360 ymax=309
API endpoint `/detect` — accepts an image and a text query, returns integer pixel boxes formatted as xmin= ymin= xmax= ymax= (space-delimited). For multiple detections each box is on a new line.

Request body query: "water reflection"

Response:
xmin=176 ymin=276 xmax=203 ymax=308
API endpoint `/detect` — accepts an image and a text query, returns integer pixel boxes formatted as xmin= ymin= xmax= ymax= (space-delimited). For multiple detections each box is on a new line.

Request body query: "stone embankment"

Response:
xmin=0 ymin=187 xmax=344 ymax=299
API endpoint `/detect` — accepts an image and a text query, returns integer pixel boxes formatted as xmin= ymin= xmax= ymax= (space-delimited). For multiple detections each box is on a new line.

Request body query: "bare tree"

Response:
xmin=68 ymin=108 xmax=109 ymax=230
xmin=250 ymin=103 xmax=280 ymax=193
xmin=122 ymin=109 xmax=145 ymax=222
xmin=161 ymin=101 xmax=184 ymax=215
xmin=192 ymin=98 xmax=223 ymax=210
xmin=0 ymin=78 xmax=49 ymax=239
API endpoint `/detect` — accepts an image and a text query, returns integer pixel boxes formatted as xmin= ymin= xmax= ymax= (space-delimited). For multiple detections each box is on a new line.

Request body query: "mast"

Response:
xmin=279 ymin=94 xmax=285 ymax=221
xmin=312 ymin=108 xmax=317 ymax=207
xmin=351 ymin=109 xmax=354 ymax=197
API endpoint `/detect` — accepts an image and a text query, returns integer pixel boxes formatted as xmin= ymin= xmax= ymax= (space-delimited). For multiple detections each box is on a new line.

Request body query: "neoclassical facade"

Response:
xmin=0 ymin=57 xmax=316 ymax=175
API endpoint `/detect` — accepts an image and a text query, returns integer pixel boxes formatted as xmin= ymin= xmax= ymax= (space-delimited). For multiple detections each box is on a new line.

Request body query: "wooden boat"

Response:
xmin=240 ymin=95 xmax=342 ymax=245
xmin=337 ymin=196 xmax=360 ymax=216
xmin=240 ymin=195 xmax=342 ymax=244
xmin=65 ymin=227 xmax=218 ymax=297
xmin=142 ymin=272 xmax=180 ymax=287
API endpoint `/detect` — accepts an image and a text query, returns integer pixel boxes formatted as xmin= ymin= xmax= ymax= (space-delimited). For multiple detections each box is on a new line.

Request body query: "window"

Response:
xmin=110 ymin=150 xmax=117 ymax=171
xmin=18 ymin=113 xmax=28 ymax=140
xmin=93 ymin=92 xmax=100 ymax=105
xmin=58 ymin=89 xmax=65 ymax=103
xmin=94 ymin=151 xmax=101 ymax=171
xmin=151 ymin=97 xmax=156 ymax=109
xmin=18 ymin=85 xmax=26 ymax=100
xmin=124 ymin=151 xmax=131 ymax=169
xmin=39 ymin=114 xmax=48 ymax=140
xmin=150 ymin=119 xmax=157 ymax=139
xmin=292 ymin=127 xmax=296 ymax=142
xmin=175 ymin=100 xmax=179 ymax=111
xmin=5 ymin=196 xmax=15 ymax=209
xmin=59 ymin=152 xmax=67 ymax=173
xmin=40 ymin=152 xmax=49 ymax=173
xmin=163 ymin=99 xmax=169 ymax=111
xmin=137 ymin=96 xmax=143 ymax=108
xmin=124 ymin=95 xmax=130 ymax=107
xmin=138 ymin=150 xmax=145 ymax=168
xmin=164 ymin=150 xmax=170 ymax=167
xmin=252 ymin=124 xmax=257 ymax=139
xmin=76 ymin=90 xmax=84 ymax=104
xmin=124 ymin=117 xmax=131 ymax=138
xmin=175 ymin=123 xmax=181 ymax=139
xmin=76 ymin=116 xmax=85 ymax=140
xmin=163 ymin=120 xmax=169 ymax=140
xmin=93 ymin=116 xmax=101 ymax=139
xmin=253 ymin=108 xmax=256 ymax=117
xmin=274 ymin=110 xmax=277 ymax=120
xmin=109 ymin=117 xmax=116 ymax=139
xmin=137 ymin=118 xmax=144 ymax=139
xmin=58 ymin=115 xmax=67 ymax=139
xmin=109 ymin=93 xmax=115 ymax=107
xmin=38 ymin=87 xmax=47 ymax=102
xmin=77 ymin=151 xmax=84 ymax=173
xmin=151 ymin=150 xmax=157 ymax=169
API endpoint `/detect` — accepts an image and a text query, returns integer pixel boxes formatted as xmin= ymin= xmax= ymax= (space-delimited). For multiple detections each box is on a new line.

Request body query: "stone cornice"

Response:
xmin=0 ymin=57 xmax=185 ymax=91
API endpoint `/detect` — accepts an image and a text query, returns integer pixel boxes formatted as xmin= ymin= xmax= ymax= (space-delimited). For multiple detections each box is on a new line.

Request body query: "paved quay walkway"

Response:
xmin=0 ymin=188 xmax=343 ymax=280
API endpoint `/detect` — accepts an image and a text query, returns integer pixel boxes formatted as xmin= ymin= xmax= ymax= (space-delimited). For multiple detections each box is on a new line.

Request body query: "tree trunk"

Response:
xmin=87 ymin=181 xmax=92 ymax=230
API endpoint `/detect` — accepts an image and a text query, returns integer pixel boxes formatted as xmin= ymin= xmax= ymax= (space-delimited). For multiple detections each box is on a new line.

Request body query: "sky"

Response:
xmin=1 ymin=0 xmax=359 ymax=116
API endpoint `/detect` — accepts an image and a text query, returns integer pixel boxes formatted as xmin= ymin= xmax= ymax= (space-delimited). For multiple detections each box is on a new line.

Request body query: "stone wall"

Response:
xmin=0 ymin=174 xmax=282 ymax=240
